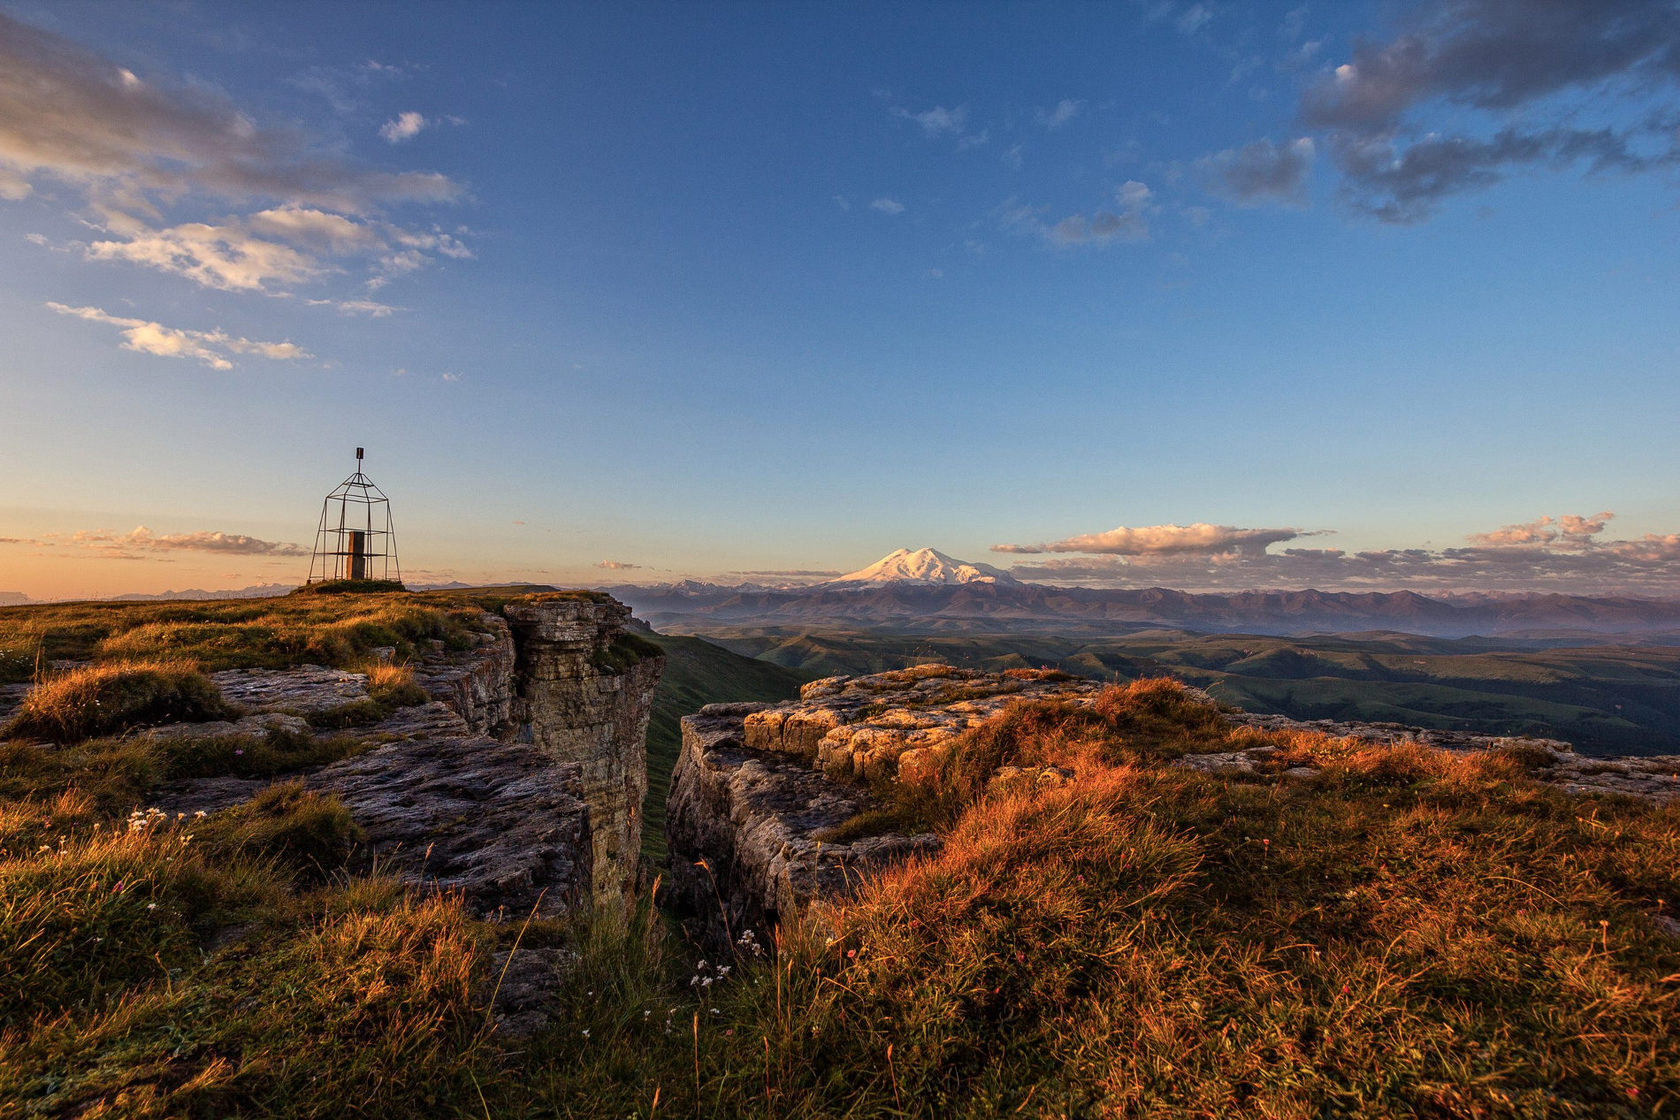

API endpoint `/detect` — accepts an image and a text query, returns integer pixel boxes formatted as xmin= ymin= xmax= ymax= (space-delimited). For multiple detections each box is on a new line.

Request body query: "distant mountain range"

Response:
xmin=611 ymin=548 xmax=1680 ymax=641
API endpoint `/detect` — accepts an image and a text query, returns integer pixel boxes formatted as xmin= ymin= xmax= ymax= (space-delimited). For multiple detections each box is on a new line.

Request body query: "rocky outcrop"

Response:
xmin=666 ymin=665 xmax=1680 ymax=937
xmin=665 ymin=668 xmax=1084 ymax=935
xmin=503 ymin=595 xmax=664 ymax=903
xmin=665 ymin=702 xmax=938 ymax=938
xmin=138 ymin=591 xmax=661 ymax=917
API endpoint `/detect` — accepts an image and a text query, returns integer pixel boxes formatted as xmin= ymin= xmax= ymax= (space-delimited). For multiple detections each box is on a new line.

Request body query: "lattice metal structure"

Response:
xmin=307 ymin=447 xmax=402 ymax=584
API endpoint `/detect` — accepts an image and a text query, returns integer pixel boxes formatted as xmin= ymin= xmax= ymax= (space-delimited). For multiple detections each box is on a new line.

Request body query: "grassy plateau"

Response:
xmin=0 ymin=591 xmax=1675 ymax=1117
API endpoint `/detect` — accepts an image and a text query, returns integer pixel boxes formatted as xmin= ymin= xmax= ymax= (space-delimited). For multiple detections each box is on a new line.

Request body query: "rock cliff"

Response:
xmin=503 ymin=594 xmax=664 ymax=902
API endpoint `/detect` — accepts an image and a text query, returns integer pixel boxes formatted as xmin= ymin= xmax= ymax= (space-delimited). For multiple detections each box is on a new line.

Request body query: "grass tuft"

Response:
xmin=2 ymin=660 xmax=227 ymax=744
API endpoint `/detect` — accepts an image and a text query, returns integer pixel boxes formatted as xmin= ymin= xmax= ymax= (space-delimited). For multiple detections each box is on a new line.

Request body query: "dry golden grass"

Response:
xmin=2 ymin=659 xmax=227 ymax=744
xmin=2 ymin=671 xmax=1675 ymax=1117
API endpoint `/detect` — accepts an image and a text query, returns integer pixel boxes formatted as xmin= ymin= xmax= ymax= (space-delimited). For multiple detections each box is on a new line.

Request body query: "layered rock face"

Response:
xmin=504 ymin=595 xmax=664 ymax=902
xmin=667 ymin=665 xmax=1680 ymax=937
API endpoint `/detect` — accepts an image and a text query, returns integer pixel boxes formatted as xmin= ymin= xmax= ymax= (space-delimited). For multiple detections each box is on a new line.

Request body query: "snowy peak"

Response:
xmin=830 ymin=547 xmax=1020 ymax=587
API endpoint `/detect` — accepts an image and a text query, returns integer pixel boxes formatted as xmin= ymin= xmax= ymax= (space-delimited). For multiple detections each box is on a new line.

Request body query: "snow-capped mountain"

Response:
xmin=828 ymin=547 xmax=1021 ymax=587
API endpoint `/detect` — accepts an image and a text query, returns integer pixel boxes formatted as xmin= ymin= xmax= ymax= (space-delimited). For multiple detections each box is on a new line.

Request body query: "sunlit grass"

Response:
xmin=1 ymin=660 xmax=227 ymax=743
xmin=1 ymin=649 xmax=1674 ymax=1115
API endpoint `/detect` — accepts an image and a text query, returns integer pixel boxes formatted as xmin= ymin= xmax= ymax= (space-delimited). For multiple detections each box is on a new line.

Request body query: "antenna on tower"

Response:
xmin=307 ymin=447 xmax=402 ymax=585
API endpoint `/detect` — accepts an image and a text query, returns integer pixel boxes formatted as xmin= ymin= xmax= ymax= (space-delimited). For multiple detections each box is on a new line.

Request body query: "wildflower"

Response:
xmin=581 ymin=1029 xmax=590 ymax=1038
xmin=147 ymin=903 xmax=157 ymax=910
xmin=112 ymin=880 xmax=125 ymax=893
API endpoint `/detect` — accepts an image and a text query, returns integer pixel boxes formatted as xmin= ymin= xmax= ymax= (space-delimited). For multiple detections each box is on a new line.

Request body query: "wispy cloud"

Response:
xmin=46 ymin=302 xmax=310 ymax=370
xmin=1035 ymin=98 xmax=1084 ymax=130
xmin=0 ymin=12 xmax=468 ymax=300
xmin=596 ymin=560 xmax=642 ymax=570
xmin=1298 ymin=0 xmax=1680 ymax=222
xmin=1197 ymin=137 xmax=1316 ymax=207
xmin=890 ymin=102 xmax=987 ymax=149
xmin=869 ymin=197 xmax=906 ymax=215
xmin=0 ymin=13 xmax=461 ymax=212
xmin=1006 ymin=180 xmax=1156 ymax=248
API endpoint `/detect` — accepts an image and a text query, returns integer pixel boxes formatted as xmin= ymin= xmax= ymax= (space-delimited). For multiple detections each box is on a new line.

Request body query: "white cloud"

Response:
xmin=379 ymin=111 xmax=428 ymax=143
xmin=1036 ymin=99 xmax=1084 ymax=130
xmin=87 ymin=220 xmax=321 ymax=292
xmin=46 ymin=301 xmax=311 ymax=370
xmin=894 ymin=104 xmax=967 ymax=137
xmin=869 ymin=197 xmax=906 ymax=215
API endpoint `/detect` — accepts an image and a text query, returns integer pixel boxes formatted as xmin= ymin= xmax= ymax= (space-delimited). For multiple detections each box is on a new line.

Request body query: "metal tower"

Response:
xmin=307 ymin=447 xmax=401 ymax=584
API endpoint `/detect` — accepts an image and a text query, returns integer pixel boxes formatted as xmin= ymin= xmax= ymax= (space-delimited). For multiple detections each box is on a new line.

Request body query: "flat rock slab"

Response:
xmin=145 ymin=669 xmax=594 ymax=919
xmin=307 ymin=710 xmax=592 ymax=919
xmin=211 ymin=666 xmax=369 ymax=715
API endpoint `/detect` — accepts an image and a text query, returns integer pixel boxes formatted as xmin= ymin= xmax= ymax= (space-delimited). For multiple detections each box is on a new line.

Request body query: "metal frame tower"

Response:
xmin=307 ymin=447 xmax=401 ymax=584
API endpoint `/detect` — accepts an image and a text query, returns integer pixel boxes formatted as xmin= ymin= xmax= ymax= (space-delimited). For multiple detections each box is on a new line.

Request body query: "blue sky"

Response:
xmin=2 ymin=0 xmax=1678 ymax=599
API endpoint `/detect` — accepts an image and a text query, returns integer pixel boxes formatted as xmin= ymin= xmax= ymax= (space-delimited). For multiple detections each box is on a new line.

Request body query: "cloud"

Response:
xmin=893 ymin=104 xmax=967 ymax=137
xmin=997 ymin=511 xmax=1680 ymax=594
xmin=307 ymin=297 xmax=400 ymax=316
xmin=80 ymin=208 xmax=471 ymax=294
xmin=46 ymin=302 xmax=310 ymax=370
xmin=1176 ymin=4 xmax=1213 ymax=35
xmin=1036 ymin=99 xmax=1084 ymax=130
xmin=64 ymin=526 xmax=307 ymax=557
xmin=1199 ymin=137 xmax=1316 ymax=206
xmin=995 ymin=522 xmax=1306 ymax=556
xmin=891 ymin=103 xmax=987 ymax=149
xmin=1467 ymin=512 xmax=1614 ymax=549
xmin=596 ymin=560 xmax=642 ymax=570
xmin=87 ymin=220 xmax=321 ymax=292
xmin=869 ymin=197 xmax=905 ymax=215
xmin=379 ymin=111 xmax=428 ymax=143
xmin=1009 ymin=180 xmax=1155 ymax=247
xmin=0 ymin=13 xmax=462 ymax=212
xmin=1297 ymin=0 xmax=1680 ymax=221
xmin=1327 ymin=125 xmax=1660 ymax=224
xmin=0 ymin=12 xmax=467 ymax=302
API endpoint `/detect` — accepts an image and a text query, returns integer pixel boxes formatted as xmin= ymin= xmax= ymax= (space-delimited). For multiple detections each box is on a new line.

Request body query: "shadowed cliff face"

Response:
xmin=504 ymin=595 xmax=664 ymax=903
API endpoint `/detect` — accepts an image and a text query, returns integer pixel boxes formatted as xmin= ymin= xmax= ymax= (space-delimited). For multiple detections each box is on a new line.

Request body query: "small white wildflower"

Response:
xmin=147 ymin=903 xmax=157 ymax=911
xmin=581 ymin=1028 xmax=590 ymax=1038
